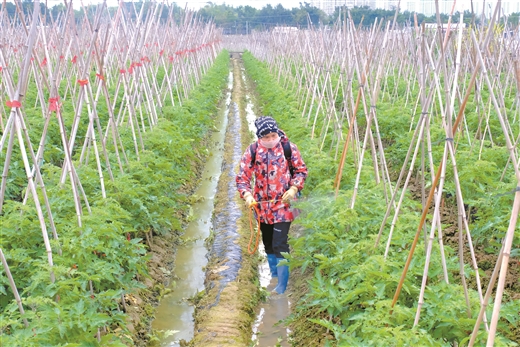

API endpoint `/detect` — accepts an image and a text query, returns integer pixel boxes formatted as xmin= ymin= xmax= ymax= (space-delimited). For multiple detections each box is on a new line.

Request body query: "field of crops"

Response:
xmin=1 ymin=1 xmax=519 ymax=346
xmin=240 ymin=7 xmax=520 ymax=345
xmin=0 ymin=1 xmax=228 ymax=345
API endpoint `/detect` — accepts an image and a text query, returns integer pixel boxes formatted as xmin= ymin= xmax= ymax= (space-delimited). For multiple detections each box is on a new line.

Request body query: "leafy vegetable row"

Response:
xmin=0 ymin=51 xmax=230 ymax=346
xmin=242 ymin=51 xmax=519 ymax=346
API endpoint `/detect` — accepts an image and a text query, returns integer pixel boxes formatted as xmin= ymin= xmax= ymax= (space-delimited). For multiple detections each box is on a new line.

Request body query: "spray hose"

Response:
xmin=248 ymin=203 xmax=261 ymax=255
xmin=247 ymin=199 xmax=285 ymax=255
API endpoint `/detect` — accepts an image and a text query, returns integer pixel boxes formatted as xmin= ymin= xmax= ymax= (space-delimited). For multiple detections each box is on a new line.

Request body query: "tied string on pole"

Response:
xmin=492 ymin=186 xmax=520 ymax=198
xmin=429 ymin=137 xmax=454 ymax=146
xmin=77 ymin=79 xmax=89 ymax=86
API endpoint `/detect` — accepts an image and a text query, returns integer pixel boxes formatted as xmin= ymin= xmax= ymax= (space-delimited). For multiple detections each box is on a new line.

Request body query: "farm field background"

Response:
xmin=1 ymin=1 xmax=519 ymax=346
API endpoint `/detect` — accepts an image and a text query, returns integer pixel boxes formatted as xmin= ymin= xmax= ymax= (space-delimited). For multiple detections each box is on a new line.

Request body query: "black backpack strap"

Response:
xmin=282 ymin=140 xmax=291 ymax=162
xmin=283 ymin=140 xmax=294 ymax=176
xmin=249 ymin=142 xmax=257 ymax=168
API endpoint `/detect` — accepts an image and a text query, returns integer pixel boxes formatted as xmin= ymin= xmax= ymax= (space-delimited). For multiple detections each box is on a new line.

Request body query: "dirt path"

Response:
xmin=129 ymin=54 xmax=259 ymax=347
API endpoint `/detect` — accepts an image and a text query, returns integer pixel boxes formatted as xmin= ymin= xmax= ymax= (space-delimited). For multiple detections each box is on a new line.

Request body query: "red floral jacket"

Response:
xmin=236 ymin=133 xmax=308 ymax=224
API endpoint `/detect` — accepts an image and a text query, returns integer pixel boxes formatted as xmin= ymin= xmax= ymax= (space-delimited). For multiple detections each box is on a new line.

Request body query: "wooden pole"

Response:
xmin=0 ymin=249 xmax=29 ymax=328
xmin=390 ymin=0 xmax=500 ymax=315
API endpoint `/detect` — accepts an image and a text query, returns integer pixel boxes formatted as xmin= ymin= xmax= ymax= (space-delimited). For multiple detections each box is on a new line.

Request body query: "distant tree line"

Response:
xmin=2 ymin=1 xmax=519 ymax=33
xmin=198 ymin=3 xmax=520 ymax=34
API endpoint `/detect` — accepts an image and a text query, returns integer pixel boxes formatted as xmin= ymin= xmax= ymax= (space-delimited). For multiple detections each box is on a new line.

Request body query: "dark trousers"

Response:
xmin=261 ymin=222 xmax=291 ymax=258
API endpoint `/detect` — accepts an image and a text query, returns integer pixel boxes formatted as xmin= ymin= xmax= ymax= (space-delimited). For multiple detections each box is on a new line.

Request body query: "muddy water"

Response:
xmin=151 ymin=56 xmax=292 ymax=346
xmin=251 ymin=247 xmax=292 ymax=347
xmin=150 ymin=72 xmax=233 ymax=346
xmin=206 ymin=100 xmax=244 ymax=299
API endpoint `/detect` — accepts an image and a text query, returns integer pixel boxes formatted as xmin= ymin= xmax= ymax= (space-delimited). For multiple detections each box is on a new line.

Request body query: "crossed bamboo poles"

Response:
xmin=236 ymin=0 xmax=519 ymax=344
xmin=0 ymin=0 xmax=222 ymax=341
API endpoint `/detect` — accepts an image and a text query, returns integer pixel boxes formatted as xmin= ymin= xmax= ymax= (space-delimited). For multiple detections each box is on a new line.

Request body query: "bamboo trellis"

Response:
xmin=230 ymin=0 xmax=520 ymax=344
xmin=0 ymin=1 xmax=222 ymax=341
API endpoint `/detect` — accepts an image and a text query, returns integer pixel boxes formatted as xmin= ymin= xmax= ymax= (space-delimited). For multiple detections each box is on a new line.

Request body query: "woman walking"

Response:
xmin=236 ymin=116 xmax=308 ymax=294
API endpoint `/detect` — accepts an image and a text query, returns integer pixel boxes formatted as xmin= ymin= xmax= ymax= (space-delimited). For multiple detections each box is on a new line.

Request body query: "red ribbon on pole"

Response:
xmin=71 ymin=55 xmax=77 ymax=63
xmin=49 ymin=97 xmax=60 ymax=112
xmin=120 ymin=69 xmax=126 ymax=74
xmin=6 ymin=100 xmax=22 ymax=108
xmin=77 ymin=79 xmax=89 ymax=86
xmin=96 ymin=73 xmax=104 ymax=80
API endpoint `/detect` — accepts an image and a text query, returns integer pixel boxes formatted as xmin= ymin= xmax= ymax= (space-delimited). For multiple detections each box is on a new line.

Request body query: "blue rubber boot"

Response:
xmin=266 ymin=254 xmax=278 ymax=278
xmin=273 ymin=258 xmax=289 ymax=294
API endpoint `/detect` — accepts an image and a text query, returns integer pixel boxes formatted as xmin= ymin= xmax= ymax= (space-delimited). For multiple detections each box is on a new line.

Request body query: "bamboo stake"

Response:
xmin=333 ymin=14 xmax=374 ymax=197
xmin=1 ymin=0 xmax=55 ymax=283
xmin=413 ymin=10 xmax=463 ymax=324
xmin=468 ymin=24 xmax=520 ymax=345
xmin=350 ymin=20 xmax=389 ymax=209
xmin=486 ymin=189 xmax=520 ymax=346
xmin=376 ymin=21 xmax=450 ymax=251
xmin=0 ymin=249 xmax=28 ymax=328
xmin=468 ymin=241 xmax=505 ymax=347
xmin=381 ymin=112 xmax=429 ymax=257
xmin=391 ymin=45 xmax=481 ymax=316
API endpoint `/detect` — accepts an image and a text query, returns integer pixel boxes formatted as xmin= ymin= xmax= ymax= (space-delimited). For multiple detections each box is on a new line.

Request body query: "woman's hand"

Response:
xmin=282 ymin=186 xmax=298 ymax=203
xmin=243 ymin=192 xmax=257 ymax=208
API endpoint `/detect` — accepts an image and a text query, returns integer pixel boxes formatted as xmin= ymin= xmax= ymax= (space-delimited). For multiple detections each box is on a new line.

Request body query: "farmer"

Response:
xmin=236 ymin=116 xmax=308 ymax=294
